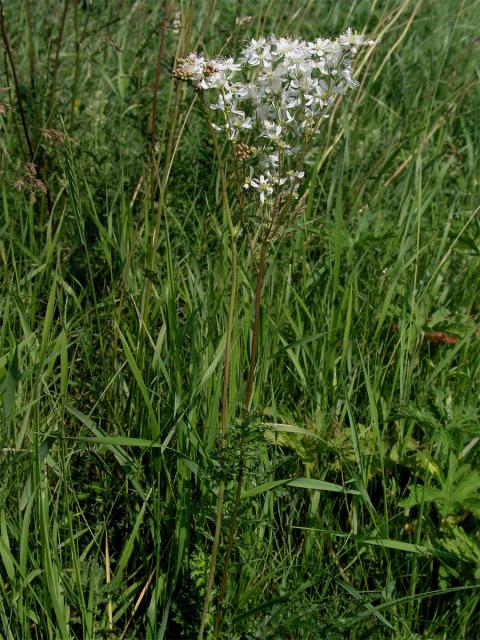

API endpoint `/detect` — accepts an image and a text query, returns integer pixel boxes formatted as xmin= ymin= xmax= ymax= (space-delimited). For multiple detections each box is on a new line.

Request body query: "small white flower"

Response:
xmin=261 ymin=120 xmax=282 ymax=141
xmin=265 ymin=152 xmax=279 ymax=168
xmin=246 ymin=174 xmax=275 ymax=204
xmin=272 ymin=36 xmax=307 ymax=62
xmin=241 ymin=37 xmax=272 ymax=67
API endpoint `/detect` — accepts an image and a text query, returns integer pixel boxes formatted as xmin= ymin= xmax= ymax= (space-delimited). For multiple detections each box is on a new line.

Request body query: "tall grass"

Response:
xmin=0 ymin=0 xmax=479 ymax=638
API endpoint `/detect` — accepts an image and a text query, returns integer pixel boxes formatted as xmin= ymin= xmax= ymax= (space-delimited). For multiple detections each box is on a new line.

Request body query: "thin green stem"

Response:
xmin=197 ymin=93 xmax=238 ymax=640
xmin=45 ymin=0 xmax=69 ymax=131
xmin=69 ymin=0 xmax=92 ymax=132
xmin=213 ymin=449 xmax=244 ymax=639
xmin=244 ymin=242 xmax=267 ymax=410
xmin=139 ymin=4 xmax=170 ymax=344
xmin=213 ymin=238 xmax=268 ymax=637
xmin=25 ymin=0 xmax=35 ymax=94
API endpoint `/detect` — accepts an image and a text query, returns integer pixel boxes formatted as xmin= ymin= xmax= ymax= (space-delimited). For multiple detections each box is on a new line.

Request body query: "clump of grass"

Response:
xmin=0 ymin=1 xmax=479 ymax=639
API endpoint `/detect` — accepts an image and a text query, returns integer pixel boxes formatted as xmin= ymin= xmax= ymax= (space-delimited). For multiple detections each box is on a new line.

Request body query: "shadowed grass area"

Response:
xmin=0 ymin=0 xmax=479 ymax=638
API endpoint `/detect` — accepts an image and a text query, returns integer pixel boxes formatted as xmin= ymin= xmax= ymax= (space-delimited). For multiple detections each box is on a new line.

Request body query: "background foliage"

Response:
xmin=0 ymin=0 xmax=479 ymax=638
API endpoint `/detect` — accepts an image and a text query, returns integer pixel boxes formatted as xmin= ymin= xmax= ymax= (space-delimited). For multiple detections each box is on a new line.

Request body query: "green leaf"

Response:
xmin=117 ymin=328 xmax=160 ymax=440
xmin=113 ymin=488 xmax=152 ymax=583
xmin=288 ymin=477 xmax=360 ymax=495
xmin=242 ymin=477 xmax=360 ymax=500
xmin=361 ymin=538 xmax=432 ymax=554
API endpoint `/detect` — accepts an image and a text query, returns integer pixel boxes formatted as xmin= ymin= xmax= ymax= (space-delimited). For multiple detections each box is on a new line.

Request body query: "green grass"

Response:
xmin=0 ymin=0 xmax=479 ymax=638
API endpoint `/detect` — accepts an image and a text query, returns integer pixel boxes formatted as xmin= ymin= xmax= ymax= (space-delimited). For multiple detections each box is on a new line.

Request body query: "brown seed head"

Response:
xmin=234 ymin=142 xmax=254 ymax=161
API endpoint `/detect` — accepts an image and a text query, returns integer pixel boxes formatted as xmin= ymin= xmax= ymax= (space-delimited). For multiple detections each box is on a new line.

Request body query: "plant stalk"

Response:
xmin=197 ymin=95 xmax=238 ymax=640
xmin=213 ymin=240 xmax=267 ymax=637
xmin=138 ymin=4 xmax=170 ymax=343
xmin=0 ymin=0 xmax=34 ymax=159
xmin=244 ymin=242 xmax=267 ymax=410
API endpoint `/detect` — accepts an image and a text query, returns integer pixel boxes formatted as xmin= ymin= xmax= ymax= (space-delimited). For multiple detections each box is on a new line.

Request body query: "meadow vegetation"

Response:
xmin=0 ymin=1 xmax=479 ymax=638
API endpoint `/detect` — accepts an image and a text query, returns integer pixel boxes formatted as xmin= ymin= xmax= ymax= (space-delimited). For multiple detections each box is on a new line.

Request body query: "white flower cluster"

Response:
xmin=174 ymin=30 xmax=374 ymax=206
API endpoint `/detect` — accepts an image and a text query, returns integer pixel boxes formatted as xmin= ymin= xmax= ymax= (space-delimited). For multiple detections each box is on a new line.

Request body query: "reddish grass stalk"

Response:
xmin=25 ymin=0 xmax=36 ymax=94
xmin=150 ymin=6 xmax=170 ymax=208
xmin=46 ymin=0 xmax=70 ymax=128
xmin=139 ymin=4 xmax=170 ymax=340
xmin=0 ymin=0 xmax=34 ymax=159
